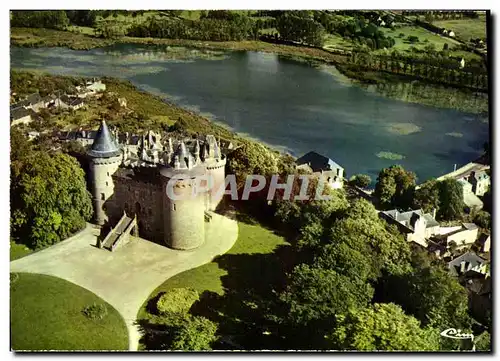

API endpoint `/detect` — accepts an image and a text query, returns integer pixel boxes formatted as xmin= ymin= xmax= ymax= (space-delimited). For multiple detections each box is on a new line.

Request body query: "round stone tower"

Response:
xmin=203 ymin=135 xmax=226 ymax=211
xmin=87 ymin=120 xmax=122 ymax=225
xmin=160 ymin=141 xmax=207 ymax=250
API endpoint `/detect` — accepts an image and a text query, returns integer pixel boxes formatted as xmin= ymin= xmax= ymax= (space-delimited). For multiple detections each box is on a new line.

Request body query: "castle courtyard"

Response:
xmin=10 ymin=213 xmax=238 ymax=351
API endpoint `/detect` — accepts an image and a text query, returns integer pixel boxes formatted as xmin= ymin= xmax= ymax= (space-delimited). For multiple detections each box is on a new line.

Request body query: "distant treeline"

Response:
xmin=127 ymin=16 xmax=260 ymax=41
xmin=349 ymin=50 xmax=488 ymax=91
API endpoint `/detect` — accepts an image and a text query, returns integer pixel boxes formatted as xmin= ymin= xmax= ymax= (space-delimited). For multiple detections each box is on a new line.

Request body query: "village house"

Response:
xmin=296 ymin=151 xmax=345 ymax=189
xmin=448 ymin=252 xmax=486 ymax=277
xmin=56 ymin=95 xmax=85 ymax=110
xmin=379 ymin=208 xmax=440 ymax=247
xmin=11 ymin=93 xmax=46 ymax=113
xmin=458 ymin=178 xmax=484 ymax=211
xmin=10 ymin=107 xmax=34 ymax=127
xmin=475 ymin=233 xmax=491 ymax=253
xmin=467 ymin=170 xmax=490 ymax=196
xmin=428 ymin=223 xmax=479 ymax=258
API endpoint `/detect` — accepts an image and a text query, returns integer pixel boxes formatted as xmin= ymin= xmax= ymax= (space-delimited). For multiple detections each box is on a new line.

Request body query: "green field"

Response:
xmin=137 ymin=220 xmax=289 ymax=320
xmin=380 ymin=25 xmax=460 ymax=53
xmin=433 ymin=16 xmax=487 ymax=42
xmin=10 ymin=273 xmax=128 ymax=351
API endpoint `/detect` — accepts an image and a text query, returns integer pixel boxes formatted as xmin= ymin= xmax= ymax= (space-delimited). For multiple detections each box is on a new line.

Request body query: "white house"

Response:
xmin=379 ymin=208 xmax=440 ymax=247
xmin=296 ymin=151 xmax=345 ymax=189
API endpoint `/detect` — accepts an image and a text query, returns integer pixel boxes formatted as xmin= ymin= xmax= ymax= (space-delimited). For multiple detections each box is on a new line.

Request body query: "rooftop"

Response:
xmin=382 ymin=208 xmax=439 ymax=229
xmin=296 ymin=151 xmax=343 ymax=172
xmin=87 ymin=120 xmax=122 ymax=158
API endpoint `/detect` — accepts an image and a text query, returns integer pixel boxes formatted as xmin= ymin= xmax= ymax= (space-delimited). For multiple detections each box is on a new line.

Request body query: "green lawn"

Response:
xmin=10 ymin=242 xmax=33 ymax=261
xmin=323 ymin=33 xmax=355 ymax=51
xmin=433 ymin=16 xmax=487 ymax=42
xmin=137 ymin=220 xmax=289 ymax=320
xmin=10 ymin=273 xmax=128 ymax=351
xmin=380 ymin=25 xmax=460 ymax=53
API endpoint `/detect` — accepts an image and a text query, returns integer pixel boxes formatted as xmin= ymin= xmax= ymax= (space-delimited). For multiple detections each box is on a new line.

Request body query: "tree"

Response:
xmin=413 ymin=178 xmax=440 ymax=213
xmin=437 ymin=178 xmax=465 ymax=220
xmin=473 ymin=210 xmax=491 ymax=230
xmin=169 ymin=315 xmax=218 ymax=351
xmin=328 ymin=303 xmax=440 ymax=351
xmin=374 ymin=165 xmax=416 ymax=209
xmin=377 ymin=264 xmax=471 ymax=332
xmin=10 ymin=150 xmax=93 ymax=249
xmin=226 ymin=141 xmax=278 ymax=189
xmin=11 ymin=10 xmax=69 ymax=30
xmin=280 ymin=264 xmax=374 ymax=327
xmin=349 ymin=174 xmax=371 ymax=188
xmin=328 ymin=201 xmax=412 ymax=277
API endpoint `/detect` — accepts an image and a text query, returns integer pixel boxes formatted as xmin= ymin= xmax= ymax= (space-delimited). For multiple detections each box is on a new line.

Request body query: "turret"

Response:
xmin=202 ymin=135 xmax=226 ymax=211
xmin=87 ymin=120 xmax=122 ymax=225
xmin=160 ymin=152 xmax=207 ymax=250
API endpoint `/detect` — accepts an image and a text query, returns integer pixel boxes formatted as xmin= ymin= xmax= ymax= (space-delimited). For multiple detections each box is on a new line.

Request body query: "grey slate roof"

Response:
xmin=448 ymin=252 xmax=486 ymax=277
xmin=10 ymin=107 xmax=32 ymax=121
xmin=382 ymin=209 xmax=439 ymax=229
xmin=296 ymin=151 xmax=343 ymax=172
xmin=87 ymin=120 xmax=122 ymax=158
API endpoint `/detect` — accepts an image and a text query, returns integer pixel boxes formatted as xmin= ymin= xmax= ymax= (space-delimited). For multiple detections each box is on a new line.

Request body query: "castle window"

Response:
xmin=172 ymin=204 xmax=176 ymax=211
xmin=135 ymin=202 xmax=141 ymax=215
xmin=106 ymin=181 xmax=109 ymax=186
xmin=107 ymin=172 xmax=110 ymax=176
xmin=100 ymin=193 xmax=105 ymax=201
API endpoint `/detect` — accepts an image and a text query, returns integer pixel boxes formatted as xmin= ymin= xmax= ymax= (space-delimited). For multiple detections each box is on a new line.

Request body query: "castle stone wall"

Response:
xmin=107 ymin=177 xmax=164 ymax=242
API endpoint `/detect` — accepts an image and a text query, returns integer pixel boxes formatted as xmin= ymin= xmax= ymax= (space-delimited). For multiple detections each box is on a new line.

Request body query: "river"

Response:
xmin=10 ymin=44 xmax=489 ymax=183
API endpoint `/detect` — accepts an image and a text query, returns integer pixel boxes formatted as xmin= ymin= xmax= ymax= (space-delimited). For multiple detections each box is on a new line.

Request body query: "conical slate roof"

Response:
xmin=87 ymin=120 xmax=122 ymax=158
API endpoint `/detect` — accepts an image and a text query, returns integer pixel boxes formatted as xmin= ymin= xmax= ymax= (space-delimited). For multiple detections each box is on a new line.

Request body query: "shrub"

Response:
xmin=82 ymin=302 xmax=108 ymax=320
xmin=473 ymin=210 xmax=491 ymax=230
xmin=398 ymin=32 xmax=405 ymax=38
xmin=10 ymin=273 xmax=19 ymax=284
xmin=406 ymin=35 xmax=419 ymax=43
xmin=156 ymin=288 xmax=199 ymax=315
xmin=349 ymin=174 xmax=372 ymax=188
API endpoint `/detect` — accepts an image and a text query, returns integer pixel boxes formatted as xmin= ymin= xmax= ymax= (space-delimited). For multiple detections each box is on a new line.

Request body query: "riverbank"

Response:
xmin=11 ymin=27 xmax=346 ymax=63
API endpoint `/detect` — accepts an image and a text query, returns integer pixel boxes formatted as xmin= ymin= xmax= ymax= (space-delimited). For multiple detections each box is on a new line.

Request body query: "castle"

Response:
xmin=87 ymin=120 xmax=226 ymax=250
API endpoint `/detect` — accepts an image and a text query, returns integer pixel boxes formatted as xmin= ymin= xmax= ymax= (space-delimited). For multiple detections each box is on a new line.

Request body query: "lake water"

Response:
xmin=10 ymin=44 xmax=489 ymax=183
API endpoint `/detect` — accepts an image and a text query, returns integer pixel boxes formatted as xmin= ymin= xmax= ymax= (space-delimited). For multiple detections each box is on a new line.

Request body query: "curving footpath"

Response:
xmin=10 ymin=213 xmax=239 ymax=351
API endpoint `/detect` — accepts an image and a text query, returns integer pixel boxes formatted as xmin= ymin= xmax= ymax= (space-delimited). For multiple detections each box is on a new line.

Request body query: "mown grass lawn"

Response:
xmin=10 ymin=273 xmax=128 ymax=351
xmin=10 ymin=242 xmax=33 ymax=261
xmin=137 ymin=220 xmax=289 ymax=320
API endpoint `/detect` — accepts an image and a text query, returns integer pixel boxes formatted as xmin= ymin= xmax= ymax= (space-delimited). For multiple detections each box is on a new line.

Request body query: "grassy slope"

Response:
xmin=10 ymin=273 xmax=128 ymax=351
xmin=137 ymin=221 xmax=289 ymax=320
xmin=433 ymin=16 xmax=487 ymax=42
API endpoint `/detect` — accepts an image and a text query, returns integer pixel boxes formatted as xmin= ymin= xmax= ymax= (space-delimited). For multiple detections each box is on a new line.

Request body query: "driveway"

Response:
xmin=10 ymin=213 xmax=238 ymax=351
